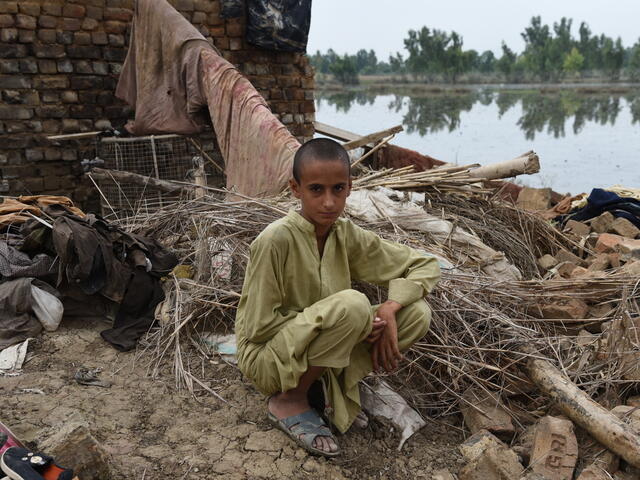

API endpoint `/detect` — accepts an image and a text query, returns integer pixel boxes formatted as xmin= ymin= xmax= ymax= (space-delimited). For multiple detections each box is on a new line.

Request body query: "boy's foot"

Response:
xmin=268 ymin=394 xmax=339 ymax=455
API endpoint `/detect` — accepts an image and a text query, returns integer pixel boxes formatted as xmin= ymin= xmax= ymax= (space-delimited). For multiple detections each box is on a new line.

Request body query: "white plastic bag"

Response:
xmin=31 ymin=285 xmax=64 ymax=332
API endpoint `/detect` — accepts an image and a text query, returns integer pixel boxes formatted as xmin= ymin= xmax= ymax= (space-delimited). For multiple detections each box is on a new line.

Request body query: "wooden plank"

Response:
xmin=47 ymin=131 xmax=101 ymax=141
xmin=342 ymin=125 xmax=403 ymax=151
xmin=314 ymin=121 xmax=361 ymax=142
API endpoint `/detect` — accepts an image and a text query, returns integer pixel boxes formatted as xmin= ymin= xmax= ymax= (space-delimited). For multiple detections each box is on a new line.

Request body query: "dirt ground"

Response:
xmin=1 ymin=318 xmax=464 ymax=479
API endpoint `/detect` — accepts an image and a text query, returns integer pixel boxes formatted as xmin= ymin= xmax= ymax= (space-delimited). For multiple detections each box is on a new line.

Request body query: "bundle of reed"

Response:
xmin=117 ymin=194 xmax=638 ymax=419
xmin=352 ymin=164 xmax=493 ymax=194
xmin=422 ymin=192 xmax=581 ymax=278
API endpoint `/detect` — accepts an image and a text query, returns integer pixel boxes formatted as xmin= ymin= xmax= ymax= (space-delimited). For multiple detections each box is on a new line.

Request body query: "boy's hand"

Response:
xmin=371 ymin=301 xmax=403 ymax=373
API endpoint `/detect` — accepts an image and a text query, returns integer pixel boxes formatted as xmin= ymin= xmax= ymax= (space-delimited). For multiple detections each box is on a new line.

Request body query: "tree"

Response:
xmin=563 ymin=47 xmax=584 ymax=76
xmin=477 ymin=50 xmax=496 ymax=73
xmin=521 ymin=16 xmax=551 ymax=79
xmin=628 ymin=39 xmax=640 ymax=81
xmin=329 ymin=54 xmax=359 ymax=84
xmin=389 ymin=52 xmax=406 ymax=74
xmin=497 ymin=42 xmax=517 ymax=80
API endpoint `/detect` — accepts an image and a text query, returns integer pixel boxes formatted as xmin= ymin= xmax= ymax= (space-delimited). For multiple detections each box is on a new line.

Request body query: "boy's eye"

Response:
xmin=310 ymin=185 xmax=322 ymax=192
xmin=334 ymin=185 xmax=344 ymax=192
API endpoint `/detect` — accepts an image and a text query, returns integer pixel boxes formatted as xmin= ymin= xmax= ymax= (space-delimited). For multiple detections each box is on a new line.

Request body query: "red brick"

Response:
xmin=82 ymin=17 xmax=99 ymax=30
xmin=17 ymin=29 xmax=34 ymax=42
xmin=226 ymin=21 xmax=243 ymax=37
xmin=37 ymin=28 xmax=57 ymax=43
xmin=38 ymin=15 xmax=58 ymax=28
xmin=0 ymin=14 xmax=14 ymax=28
xmin=62 ymin=18 xmax=82 ymax=31
xmin=301 ymin=100 xmax=315 ymax=113
xmin=62 ymin=4 xmax=86 ymax=18
xmin=19 ymin=3 xmax=40 ymax=16
xmin=92 ymin=31 xmax=108 ymax=45
xmin=15 ymin=14 xmax=36 ymax=29
xmin=104 ymin=20 xmax=126 ymax=33
xmin=229 ymin=37 xmax=242 ymax=50
xmin=0 ymin=3 xmax=18 ymax=14
xmin=41 ymin=4 xmax=62 ymax=16
xmin=86 ymin=6 xmax=104 ymax=19
xmin=104 ymin=8 xmax=131 ymax=21
xmin=75 ymin=32 xmax=92 ymax=45
xmin=595 ymin=233 xmax=625 ymax=253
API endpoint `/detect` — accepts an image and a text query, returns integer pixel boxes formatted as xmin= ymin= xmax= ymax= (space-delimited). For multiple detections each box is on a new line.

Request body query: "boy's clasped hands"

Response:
xmin=366 ymin=300 xmax=404 ymax=373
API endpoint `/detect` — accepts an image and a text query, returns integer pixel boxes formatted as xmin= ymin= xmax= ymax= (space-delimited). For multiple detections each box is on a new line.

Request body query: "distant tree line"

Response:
xmin=309 ymin=17 xmax=640 ymax=84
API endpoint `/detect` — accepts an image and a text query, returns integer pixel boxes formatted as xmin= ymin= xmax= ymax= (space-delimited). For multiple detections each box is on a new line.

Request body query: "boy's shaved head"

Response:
xmin=293 ymin=138 xmax=350 ymax=183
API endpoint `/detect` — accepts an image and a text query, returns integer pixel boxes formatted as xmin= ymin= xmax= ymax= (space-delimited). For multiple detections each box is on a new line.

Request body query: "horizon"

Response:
xmin=307 ymin=0 xmax=640 ymax=60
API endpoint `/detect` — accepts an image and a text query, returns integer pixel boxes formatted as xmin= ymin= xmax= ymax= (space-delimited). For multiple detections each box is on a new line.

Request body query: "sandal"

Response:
xmin=267 ymin=409 xmax=341 ymax=458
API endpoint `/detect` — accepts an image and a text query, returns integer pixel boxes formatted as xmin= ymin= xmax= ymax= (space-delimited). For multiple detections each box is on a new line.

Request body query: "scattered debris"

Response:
xmin=359 ymin=379 xmax=427 ymax=450
xmin=0 ymin=339 xmax=30 ymax=371
xmin=38 ymin=415 xmax=112 ymax=480
xmin=74 ymin=367 xmax=112 ymax=388
xmin=460 ymin=389 xmax=515 ymax=441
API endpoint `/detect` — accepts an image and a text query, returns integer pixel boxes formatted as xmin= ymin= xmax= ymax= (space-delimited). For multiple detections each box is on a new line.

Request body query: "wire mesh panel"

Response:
xmin=97 ymin=134 xmax=199 ymax=217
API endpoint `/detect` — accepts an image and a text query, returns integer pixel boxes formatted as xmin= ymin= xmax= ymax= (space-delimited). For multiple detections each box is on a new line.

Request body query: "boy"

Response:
xmin=235 ymin=138 xmax=440 ymax=456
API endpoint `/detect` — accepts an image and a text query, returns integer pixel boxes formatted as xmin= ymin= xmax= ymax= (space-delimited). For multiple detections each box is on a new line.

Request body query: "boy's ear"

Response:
xmin=289 ymin=178 xmax=302 ymax=199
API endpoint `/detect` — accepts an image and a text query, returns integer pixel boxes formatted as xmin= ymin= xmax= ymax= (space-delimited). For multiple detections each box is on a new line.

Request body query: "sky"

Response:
xmin=307 ymin=0 xmax=640 ymax=60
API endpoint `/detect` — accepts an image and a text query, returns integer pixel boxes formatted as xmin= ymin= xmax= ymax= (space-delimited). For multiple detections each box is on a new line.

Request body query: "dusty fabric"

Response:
xmin=0 ymin=241 xmax=55 ymax=281
xmin=117 ymin=0 xmax=299 ymax=197
xmin=235 ymin=210 xmax=440 ymax=432
xmin=200 ymin=49 xmax=300 ymax=196
xmin=0 ymin=278 xmax=59 ymax=349
xmin=246 ymin=0 xmax=312 ymax=52
xmin=18 ymin=196 xmax=84 ymax=217
xmin=374 ymin=144 xmax=446 ymax=172
xmin=115 ymin=0 xmax=214 ymax=135
xmin=101 ymin=269 xmax=166 ymax=352
xmin=0 ymin=196 xmax=83 ymax=229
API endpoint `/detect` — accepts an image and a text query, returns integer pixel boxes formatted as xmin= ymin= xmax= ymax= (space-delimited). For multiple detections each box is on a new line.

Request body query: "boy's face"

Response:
xmin=289 ymin=158 xmax=351 ymax=230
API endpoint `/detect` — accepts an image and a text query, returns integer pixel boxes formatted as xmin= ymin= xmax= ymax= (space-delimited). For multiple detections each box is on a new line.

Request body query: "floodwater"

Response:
xmin=315 ymin=87 xmax=640 ymax=194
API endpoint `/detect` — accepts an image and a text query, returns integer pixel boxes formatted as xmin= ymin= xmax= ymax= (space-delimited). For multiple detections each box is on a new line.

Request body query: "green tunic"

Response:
xmin=236 ymin=210 xmax=441 ymax=431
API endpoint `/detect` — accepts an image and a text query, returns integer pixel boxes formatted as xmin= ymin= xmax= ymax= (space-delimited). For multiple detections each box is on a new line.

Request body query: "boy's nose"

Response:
xmin=322 ymin=193 xmax=335 ymax=209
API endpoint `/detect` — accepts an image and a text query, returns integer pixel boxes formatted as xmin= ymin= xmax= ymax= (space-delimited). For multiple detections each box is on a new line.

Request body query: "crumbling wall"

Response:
xmin=0 ymin=0 xmax=315 ymax=203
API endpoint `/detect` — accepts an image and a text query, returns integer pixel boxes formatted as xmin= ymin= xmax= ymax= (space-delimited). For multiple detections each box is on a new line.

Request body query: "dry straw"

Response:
xmin=118 ymin=190 xmax=639 ymax=418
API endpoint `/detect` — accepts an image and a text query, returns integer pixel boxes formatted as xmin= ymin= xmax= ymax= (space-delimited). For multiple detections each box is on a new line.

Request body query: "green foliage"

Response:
xmin=310 ymin=17 xmax=635 ymax=84
xmin=563 ymin=47 xmax=585 ymax=75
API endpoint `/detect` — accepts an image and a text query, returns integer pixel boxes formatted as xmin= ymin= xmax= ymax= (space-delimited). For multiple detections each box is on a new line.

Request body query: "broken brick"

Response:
xmin=590 ymin=212 xmax=615 ymax=234
xmin=587 ymin=253 xmax=611 ymax=272
xmin=565 ymin=219 xmax=590 ymax=237
xmin=538 ymin=254 xmax=558 ymax=270
xmin=540 ymin=299 xmax=589 ymax=320
xmin=556 ymin=261 xmax=577 ymax=278
xmin=609 ymin=217 xmax=640 ymax=239
xmin=530 ymin=416 xmax=578 ymax=480
xmin=460 ymin=389 xmax=515 ymax=440
xmin=595 ymin=233 xmax=626 ymax=254
xmin=517 ymin=187 xmax=552 ymax=211
xmin=555 ymin=249 xmax=584 ymax=266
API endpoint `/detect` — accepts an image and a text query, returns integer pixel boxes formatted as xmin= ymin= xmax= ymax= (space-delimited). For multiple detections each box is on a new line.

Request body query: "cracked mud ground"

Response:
xmin=1 ymin=319 xmax=463 ymax=479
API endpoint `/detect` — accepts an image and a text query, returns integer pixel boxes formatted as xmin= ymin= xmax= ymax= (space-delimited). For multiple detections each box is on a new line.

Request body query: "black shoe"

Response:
xmin=0 ymin=447 xmax=73 ymax=480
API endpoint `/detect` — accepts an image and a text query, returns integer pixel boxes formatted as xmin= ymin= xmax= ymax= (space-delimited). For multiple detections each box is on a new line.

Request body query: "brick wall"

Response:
xmin=0 ymin=0 xmax=315 ymax=204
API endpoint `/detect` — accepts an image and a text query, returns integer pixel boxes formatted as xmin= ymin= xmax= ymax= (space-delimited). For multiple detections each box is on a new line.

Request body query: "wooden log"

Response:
xmin=527 ymin=356 xmax=640 ymax=468
xmin=88 ymin=167 xmax=190 ymax=194
xmin=469 ymin=151 xmax=540 ymax=180
xmin=314 ymin=121 xmax=362 ymax=143
xmin=351 ymin=133 xmax=395 ymax=168
xmin=342 ymin=125 xmax=403 ymax=151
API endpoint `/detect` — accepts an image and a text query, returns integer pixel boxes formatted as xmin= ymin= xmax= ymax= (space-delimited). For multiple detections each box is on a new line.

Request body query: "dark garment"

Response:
xmin=220 ymin=0 xmax=244 ymax=18
xmin=0 ymin=241 xmax=55 ymax=281
xmin=561 ymin=188 xmax=640 ymax=228
xmin=0 ymin=278 xmax=57 ymax=349
xmin=246 ymin=0 xmax=312 ymax=52
xmin=100 ymin=269 xmax=165 ymax=351
xmin=51 ymin=215 xmax=131 ymax=302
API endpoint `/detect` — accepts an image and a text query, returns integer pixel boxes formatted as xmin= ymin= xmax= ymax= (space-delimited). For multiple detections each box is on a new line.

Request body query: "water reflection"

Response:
xmin=316 ymin=89 xmax=640 ymax=140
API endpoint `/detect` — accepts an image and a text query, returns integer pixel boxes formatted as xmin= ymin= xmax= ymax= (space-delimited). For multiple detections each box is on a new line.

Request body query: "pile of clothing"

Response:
xmin=0 ymin=196 xmax=177 ymax=352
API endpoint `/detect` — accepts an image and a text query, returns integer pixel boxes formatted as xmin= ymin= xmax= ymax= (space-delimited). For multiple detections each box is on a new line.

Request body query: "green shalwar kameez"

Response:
xmin=235 ymin=210 xmax=441 ymax=432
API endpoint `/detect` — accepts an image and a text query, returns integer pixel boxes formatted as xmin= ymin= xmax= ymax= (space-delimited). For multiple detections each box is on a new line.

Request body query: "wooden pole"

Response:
xmin=527 ymin=356 xmax=640 ymax=468
xmin=342 ymin=125 xmax=403 ymax=151
xmin=469 ymin=151 xmax=540 ymax=180
xmin=88 ymin=167 xmax=190 ymax=194
xmin=351 ymin=133 xmax=395 ymax=168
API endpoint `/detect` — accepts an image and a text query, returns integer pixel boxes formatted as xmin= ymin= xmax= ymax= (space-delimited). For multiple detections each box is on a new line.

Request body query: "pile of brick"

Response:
xmin=456 ymin=389 xmax=640 ymax=480
xmin=538 ymin=212 xmax=640 ymax=279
